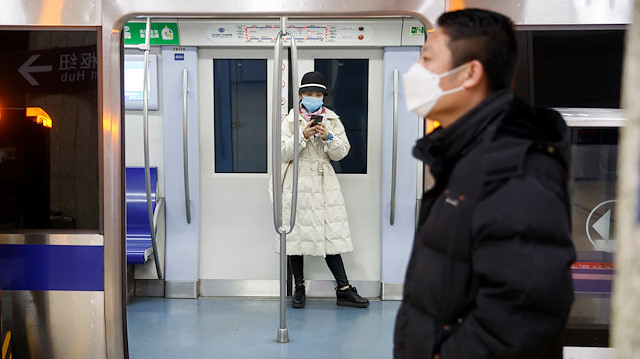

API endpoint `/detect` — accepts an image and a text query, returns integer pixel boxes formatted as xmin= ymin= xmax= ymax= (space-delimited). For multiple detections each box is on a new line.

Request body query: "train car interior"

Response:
xmin=0 ymin=0 xmax=633 ymax=357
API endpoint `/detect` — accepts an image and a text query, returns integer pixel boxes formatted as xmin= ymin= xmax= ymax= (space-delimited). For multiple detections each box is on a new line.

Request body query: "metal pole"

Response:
xmin=182 ymin=68 xmax=192 ymax=224
xmin=277 ymin=229 xmax=288 ymax=343
xmin=271 ymin=31 xmax=284 ymax=236
xmin=273 ymin=16 xmax=288 ymax=344
xmin=287 ymin=25 xmax=300 ymax=232
xmin=272 ymin=16 xmax=301 ymax=345
xmin=390 ymin=68 xmax=399 ymax=225
xmin=142 ymin=17 xmax=163 ymax=279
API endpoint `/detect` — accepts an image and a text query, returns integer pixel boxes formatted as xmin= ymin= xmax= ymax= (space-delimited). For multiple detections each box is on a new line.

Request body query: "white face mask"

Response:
xmin=402 ymin=62 xmax=467 ymax=119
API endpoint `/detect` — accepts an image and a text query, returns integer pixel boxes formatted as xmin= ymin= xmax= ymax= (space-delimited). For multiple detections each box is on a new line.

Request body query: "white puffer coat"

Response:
xmin=276 ymin=107 xmax=353 ymax=257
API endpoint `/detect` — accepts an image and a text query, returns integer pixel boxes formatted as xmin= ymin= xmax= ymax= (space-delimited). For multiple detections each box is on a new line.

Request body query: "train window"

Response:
xmin=0 ymin=30 xmax=99 ymax=231
xmin=315 ymin=59 xmax=369 ymax=174
xmin=213 ymin=59 xmax=268 ymax=173
xmin=513 ymin=30 xmax=624 ymax=108
xmin=511 ymin=29 xmax=625 ymax=347
xmin=565 ymin=127 xmax=618 ymax=346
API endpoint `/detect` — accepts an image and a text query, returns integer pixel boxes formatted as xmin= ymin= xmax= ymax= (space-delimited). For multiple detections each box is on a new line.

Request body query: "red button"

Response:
xmin=358 ymin=35 xmax=364 ymax=40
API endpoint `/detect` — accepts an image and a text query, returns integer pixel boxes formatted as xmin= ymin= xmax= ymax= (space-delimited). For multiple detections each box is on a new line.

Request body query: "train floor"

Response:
xmin=127 ymin=297 xmax=614 ymax=359
xmin=127 ymin=297 xmax=400 ymax=358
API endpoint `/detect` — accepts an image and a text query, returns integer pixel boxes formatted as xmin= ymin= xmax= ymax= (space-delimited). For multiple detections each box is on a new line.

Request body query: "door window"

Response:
xmin=570 ymin=127 xmax=617 ymax=278
xmin=213 ymin=59 xmax=267 ymax=173
xmin=315 ymin=59 xmax=369 ymax=174
xmin=567 ymin=127 xmax=618 ymax=344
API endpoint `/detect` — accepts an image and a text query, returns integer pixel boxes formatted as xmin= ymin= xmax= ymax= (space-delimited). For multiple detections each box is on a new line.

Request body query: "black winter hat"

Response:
xmin=299 ymin=71 xmax=329 ymax=95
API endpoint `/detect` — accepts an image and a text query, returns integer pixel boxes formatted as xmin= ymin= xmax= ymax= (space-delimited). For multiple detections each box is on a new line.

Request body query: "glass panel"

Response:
xmin=568 ymin=127 xmax=617 ymax=336
xmin=513 ymin=30 xmax=625 ymax=108
xmin=531 ymin=30 xmax=624 ymax=108
xmin=315 ymin=59 xmax=368 ymax=174
xmin=214 ymin=59 xmax=267 ymax=173
xmin=0 ymin=30 xmax=99 ymax=231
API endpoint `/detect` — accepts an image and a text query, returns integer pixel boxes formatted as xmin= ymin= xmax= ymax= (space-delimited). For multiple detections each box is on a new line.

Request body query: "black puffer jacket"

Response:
xmin=394 ymin=90 xmax=576 ymax=359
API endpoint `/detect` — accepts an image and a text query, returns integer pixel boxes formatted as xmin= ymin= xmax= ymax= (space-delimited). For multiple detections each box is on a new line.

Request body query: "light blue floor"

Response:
xmin=127 ymin=297 xmax=401 ymax=359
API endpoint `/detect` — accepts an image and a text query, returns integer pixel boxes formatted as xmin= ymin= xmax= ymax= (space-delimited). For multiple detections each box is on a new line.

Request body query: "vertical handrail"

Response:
xmin=142 ymin=17 xmax=163 ymax=279
xmin=286 ymin=27 xmax=300 ymax=234
xmin=271 ymin=33 xmax=284 ymax=236
xmin=272 ymin=16 xmax=301 ymax=345
xmin=390 ymin=68 xmax=399 ymax=225
xmin=272 ymin=20 xmax=287 ymax=344
xmin=182 ymin=68 xmax=192 ymax=224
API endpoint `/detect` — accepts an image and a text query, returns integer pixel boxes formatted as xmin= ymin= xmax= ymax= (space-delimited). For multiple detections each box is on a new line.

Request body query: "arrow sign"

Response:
xmin=18 ymin=55 xmax=53 ymax=86
xmin=0 ymin=46 xmax=97 ymax=92
xmin=593 ymin=209 xmax=612 ymax=241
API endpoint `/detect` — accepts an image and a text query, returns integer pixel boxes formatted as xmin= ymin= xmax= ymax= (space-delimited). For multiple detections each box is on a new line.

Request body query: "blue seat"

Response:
xmin=126 ymin=167 xmax=158 ymax=264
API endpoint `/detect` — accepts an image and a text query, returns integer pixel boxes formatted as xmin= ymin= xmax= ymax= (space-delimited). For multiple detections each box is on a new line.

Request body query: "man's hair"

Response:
xmin=437 ymin=9 xmax=517 ymax=92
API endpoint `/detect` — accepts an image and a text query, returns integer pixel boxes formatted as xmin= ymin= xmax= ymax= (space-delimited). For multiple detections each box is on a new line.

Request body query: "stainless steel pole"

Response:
xmin=182 ymin=68 xmax=192 ymax=224
xmin=390 ymin=68 xmax=399 ymax=225
xmin=277 ymin=228 xmax=288 ymax=343
xmin=287 ymin=25 xmax=300 ymax=232
xmin=272 ymin=16 xmax=301 ymax=344
xmin=142 ymin=17 xmax=163 ymax=279
xmin=273 ymin=16 xmax=288 ymax=344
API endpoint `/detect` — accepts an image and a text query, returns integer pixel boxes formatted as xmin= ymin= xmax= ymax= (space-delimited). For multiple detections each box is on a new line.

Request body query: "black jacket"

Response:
xmin=394 ymin=91 xmax=576 ymax=359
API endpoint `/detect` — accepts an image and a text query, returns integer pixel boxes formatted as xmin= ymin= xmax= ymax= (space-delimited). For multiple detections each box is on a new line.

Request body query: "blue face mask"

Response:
xmin=301 ymin=96 xmax=323 ymax=113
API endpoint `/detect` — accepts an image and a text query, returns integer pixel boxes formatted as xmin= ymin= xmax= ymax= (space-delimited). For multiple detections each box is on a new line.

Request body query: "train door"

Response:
xmin=293 ymin=49 xmax=383 ymax=292
xmin=190 ymin=20 xmax=392 ymax=297
xmin=197 ymin=46 xmax=281 ymax=294
xmin=380 ymin=46 xmax=423 ymax=299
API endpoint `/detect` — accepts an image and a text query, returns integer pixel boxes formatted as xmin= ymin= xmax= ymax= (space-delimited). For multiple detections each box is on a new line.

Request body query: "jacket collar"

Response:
xmin=495 ymin=97 xmax=570 ymax=170
xmin=413 ymin=90 xmax=513 ymax=178
xmin=288 ymin=107 xmax=339 ymax=121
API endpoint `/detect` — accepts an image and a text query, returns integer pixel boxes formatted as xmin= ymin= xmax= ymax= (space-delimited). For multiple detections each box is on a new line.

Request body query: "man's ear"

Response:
xmin=462 ymin=60 xmax=485 ymax=90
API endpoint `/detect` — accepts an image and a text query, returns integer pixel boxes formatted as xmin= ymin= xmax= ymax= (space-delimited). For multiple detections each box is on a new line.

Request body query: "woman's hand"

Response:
xmin=315 ymin=123 xmax=329 ymax=140
xmin=302 ymin=120 xmax=317 ymax=139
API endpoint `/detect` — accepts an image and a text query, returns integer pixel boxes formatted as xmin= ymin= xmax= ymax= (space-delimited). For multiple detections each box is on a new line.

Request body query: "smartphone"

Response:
xmin=311 ymin=115 xmax=322 ymax=127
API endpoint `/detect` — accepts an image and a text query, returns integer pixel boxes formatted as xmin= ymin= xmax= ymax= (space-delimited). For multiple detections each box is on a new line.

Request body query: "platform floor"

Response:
xmin=127 ymin=297 xmax=400 ymax=359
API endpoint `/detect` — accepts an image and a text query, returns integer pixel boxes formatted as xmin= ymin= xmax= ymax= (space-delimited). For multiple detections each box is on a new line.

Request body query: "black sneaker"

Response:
xmin=292 ymin=284 xmax=306 ymax=308
xmin=336 ymin=286 xmax=369 ymax=308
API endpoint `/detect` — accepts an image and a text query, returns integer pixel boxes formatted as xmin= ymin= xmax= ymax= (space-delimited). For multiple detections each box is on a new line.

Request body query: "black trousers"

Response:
xmin=288 ymin=254 xmax=349 ymax=288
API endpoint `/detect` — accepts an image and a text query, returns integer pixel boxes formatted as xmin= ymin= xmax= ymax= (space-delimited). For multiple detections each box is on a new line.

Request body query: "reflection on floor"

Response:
xmin=127 ymin=297 xmax=400 ymax=359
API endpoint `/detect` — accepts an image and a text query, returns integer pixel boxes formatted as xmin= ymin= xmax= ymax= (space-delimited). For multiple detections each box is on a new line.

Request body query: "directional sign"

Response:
xmin=18 ymin=55 xmax=53 ymax=86
xmin=586 ymin=200 xmax=616 ymax=253
xmin=592 ymin=209 xmax=611 ymax=241
xmin=0 ymin=46 xmax=97 ymax=92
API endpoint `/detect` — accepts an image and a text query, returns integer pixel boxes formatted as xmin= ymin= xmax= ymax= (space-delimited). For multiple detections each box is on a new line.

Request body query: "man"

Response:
xmin=394 ymin=9 xmax=576 ymax=359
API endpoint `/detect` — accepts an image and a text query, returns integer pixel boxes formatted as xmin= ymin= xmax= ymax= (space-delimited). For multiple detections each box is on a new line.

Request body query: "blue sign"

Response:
xmin=174 ymin=53 xmax=185 ymax=61
xmin=0 ymin=244 xmax=104 ymax=291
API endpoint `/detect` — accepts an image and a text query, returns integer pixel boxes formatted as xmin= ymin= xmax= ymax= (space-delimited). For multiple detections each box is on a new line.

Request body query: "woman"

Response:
xmin=279 ymin=71 xmax=369 ymax=309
